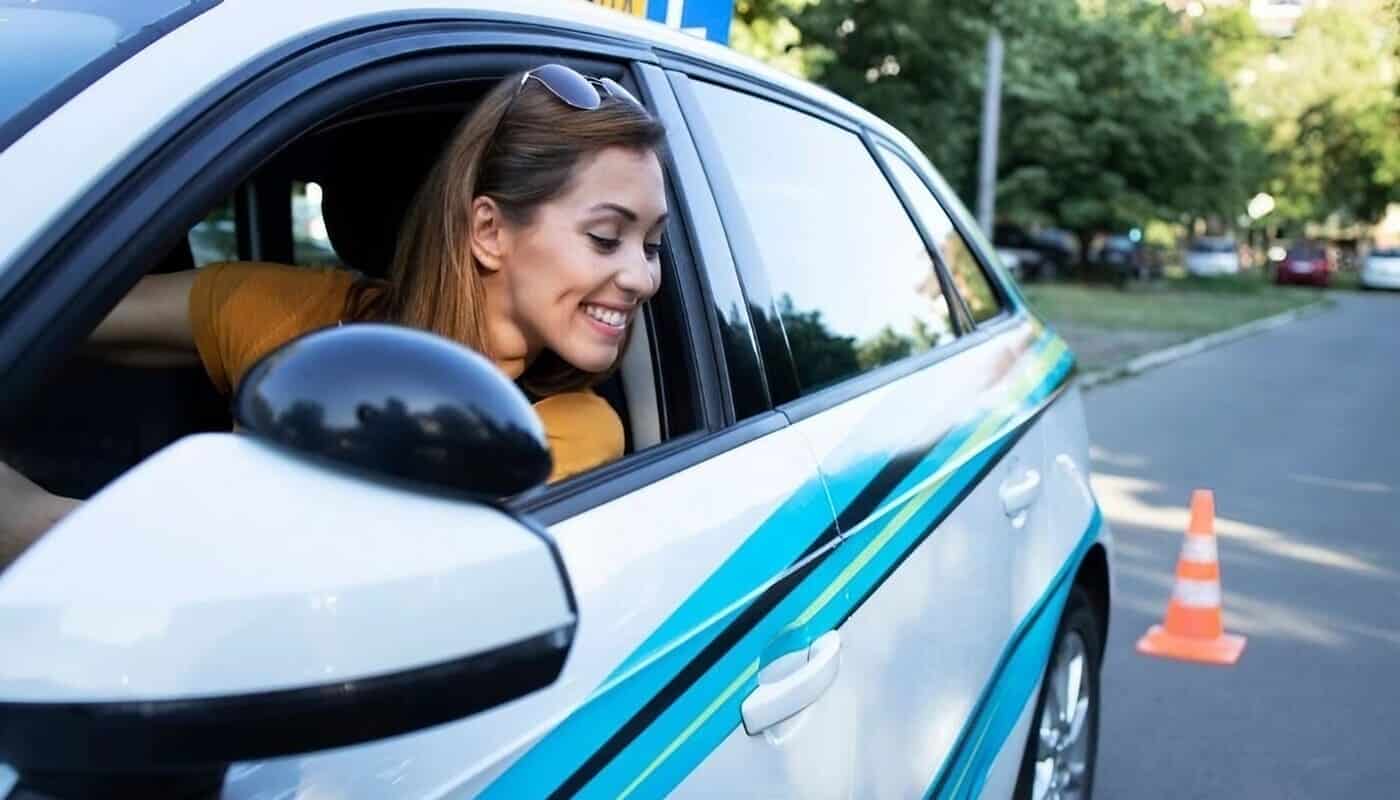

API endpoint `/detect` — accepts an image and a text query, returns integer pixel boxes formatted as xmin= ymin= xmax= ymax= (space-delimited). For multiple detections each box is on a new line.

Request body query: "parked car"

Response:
xmin=1361 ymin=246 xmax=1400 ymax=290
xmin=1276 ymin=242 xmax=1333 ymax=287
xmin=1091 ymin=233 xmax=1161 ymax=281
xmin=1184 ymin=237 xmax=1241 ymax=276
xmin=995 ymin=247 xmax=1026 ymax=280
xmin=0 ymin=3 xmax=1114 ymax=799
xmin=993 ymin=224 xmax=1075 ymax=281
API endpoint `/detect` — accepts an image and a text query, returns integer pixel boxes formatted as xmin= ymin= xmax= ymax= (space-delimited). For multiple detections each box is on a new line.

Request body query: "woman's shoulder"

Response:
xmin=190 ymin=261 xmax=358 ymax=394
xmin=195 ymin=261 xmax=356 ymax=303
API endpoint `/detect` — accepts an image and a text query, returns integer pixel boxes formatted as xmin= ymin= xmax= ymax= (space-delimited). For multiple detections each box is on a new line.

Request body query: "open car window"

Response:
xmin=1 ymin=65 xmax=701 ymax=519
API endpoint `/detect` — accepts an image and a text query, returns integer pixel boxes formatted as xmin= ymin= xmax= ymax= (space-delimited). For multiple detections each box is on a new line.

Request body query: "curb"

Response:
xmin=1078 ymin=299 xmax=1331 ymax=390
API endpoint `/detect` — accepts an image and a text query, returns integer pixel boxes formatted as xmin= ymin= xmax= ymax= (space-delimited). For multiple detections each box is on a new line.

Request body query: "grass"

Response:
xmin=1022 ymin=271 xmax=1326 ymax=335
xmin=1020 ymin=269 xmax=1330 ymax=372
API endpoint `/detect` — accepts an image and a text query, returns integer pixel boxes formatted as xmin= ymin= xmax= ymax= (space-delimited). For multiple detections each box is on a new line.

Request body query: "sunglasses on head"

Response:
xmin=512 ymin=63 xmax=642 ymax=111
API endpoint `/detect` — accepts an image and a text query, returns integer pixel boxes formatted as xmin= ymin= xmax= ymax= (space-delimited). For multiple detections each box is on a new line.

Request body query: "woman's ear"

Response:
xmin=469 ymin=196 xmax=509 ymax=272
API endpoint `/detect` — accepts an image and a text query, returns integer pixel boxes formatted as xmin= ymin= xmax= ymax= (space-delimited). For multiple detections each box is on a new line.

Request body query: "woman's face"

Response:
xmin=495 ymin=146 xmax=667 ymax=374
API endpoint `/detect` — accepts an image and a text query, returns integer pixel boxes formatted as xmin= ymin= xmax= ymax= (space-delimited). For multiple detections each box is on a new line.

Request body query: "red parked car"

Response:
xmin=1275 ymin=243 xmax=1333 ymax=287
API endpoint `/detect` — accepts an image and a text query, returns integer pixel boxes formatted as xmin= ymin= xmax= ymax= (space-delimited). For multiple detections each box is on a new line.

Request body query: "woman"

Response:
xmin=0 ymin=65 xmax=669 ymax=566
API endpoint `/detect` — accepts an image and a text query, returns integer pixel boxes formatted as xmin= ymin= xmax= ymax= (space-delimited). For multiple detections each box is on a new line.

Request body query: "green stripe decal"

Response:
xmin=482 ymin=330 xmax=1080 ymax=799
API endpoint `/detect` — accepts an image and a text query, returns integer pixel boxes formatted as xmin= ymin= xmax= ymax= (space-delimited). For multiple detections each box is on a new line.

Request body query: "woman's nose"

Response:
xmin=615 ymin=246 xmax=658 ymax=298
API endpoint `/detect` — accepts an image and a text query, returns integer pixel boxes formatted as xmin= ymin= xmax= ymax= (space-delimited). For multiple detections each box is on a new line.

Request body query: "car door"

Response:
xmin=0 ymin=13 xmax=853 ymax=797
xmin=671 ymin=71 xmax=1076 ymax=799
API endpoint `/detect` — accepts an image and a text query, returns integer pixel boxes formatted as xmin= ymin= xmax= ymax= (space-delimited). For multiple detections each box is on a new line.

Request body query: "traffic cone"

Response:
xmin=1136 ymin=490 xmax=1247 ymax=665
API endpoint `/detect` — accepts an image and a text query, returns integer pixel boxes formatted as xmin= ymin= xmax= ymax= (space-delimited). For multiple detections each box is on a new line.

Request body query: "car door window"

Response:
xmin=291 ymin=181 xmax=343 ymax=268
xmin=189 ymin=196 xmax=239 ymax=267
xmin=687 ymin=81 xmax=956 ymax=395
xmin=877 ymin=146 xmax=1004 ymax=324
xmin=1 ymin=66 xmax=699 ymax=532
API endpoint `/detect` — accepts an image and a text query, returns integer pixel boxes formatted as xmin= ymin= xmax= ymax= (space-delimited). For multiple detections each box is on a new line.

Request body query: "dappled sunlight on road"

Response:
xmin=1113 ymin=560 xmax=1400 ymax=651
xmin=1090 ymin=472 xmax=1396 ymax=580
xmin=1288 ymin=473 xmax=1394 ymax=495
xmin=1087 ymin=445 xmax=1148 ymax=470
xmin=1091 ymin=463 xmax=1400 ymax=653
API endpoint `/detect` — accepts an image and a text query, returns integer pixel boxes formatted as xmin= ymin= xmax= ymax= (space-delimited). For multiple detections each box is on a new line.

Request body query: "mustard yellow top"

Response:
xmin=188 ymin=262 xmax=623 ymax=483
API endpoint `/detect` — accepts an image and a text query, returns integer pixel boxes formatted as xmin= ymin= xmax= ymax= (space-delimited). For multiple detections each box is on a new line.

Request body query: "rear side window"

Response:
xmin=689 ymin=81 xmax=955 ymax=395
xmin=877 ymin=147 xmax=1004 ymax=324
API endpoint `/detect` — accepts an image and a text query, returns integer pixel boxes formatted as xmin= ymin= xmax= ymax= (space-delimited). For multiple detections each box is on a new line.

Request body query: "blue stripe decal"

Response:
xmin=482 ymin=330 xmax=1077 ymax=799
xmin=927 ymin=506 xmax=1105 ymax=799
xmin=477 ymin=477 xmax=835 ymax=799
xmin=572 ymin=344 xmax=1076 ymax=799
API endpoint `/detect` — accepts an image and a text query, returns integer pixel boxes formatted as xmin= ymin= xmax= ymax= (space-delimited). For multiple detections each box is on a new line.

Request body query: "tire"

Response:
xmin=1013 ymin=585 xmax=1104 ymax=800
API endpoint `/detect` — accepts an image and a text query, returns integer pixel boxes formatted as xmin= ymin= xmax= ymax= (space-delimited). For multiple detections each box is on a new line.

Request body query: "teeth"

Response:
xmin=584 ymin=304 xmax=627 ymax=328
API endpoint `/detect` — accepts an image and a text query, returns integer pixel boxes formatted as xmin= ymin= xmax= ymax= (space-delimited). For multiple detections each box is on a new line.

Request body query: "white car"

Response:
xmin=0 ymin=2 xmax=1114 ymax=799
xmin=1361 ymin=247 xmax=1400 ymax=290
xmin=1184 ymin=237 xmax=1241 ymax=276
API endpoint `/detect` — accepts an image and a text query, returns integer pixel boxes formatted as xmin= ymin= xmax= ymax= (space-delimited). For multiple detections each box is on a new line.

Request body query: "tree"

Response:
xmin=733 ymin=0 xmax=1395 ymax=247
xmin=992 ymin=0 xmax=1264 ymax=249
xmin=856 ymin=325 xmax=913 ymax=371
xmin=775 ymin=295 xmax=859 ymax=391
xmin=776 ymin=0 xmax=1265 ymax=251
xmin=1209 ymin=0 xmax=1400 ymax=226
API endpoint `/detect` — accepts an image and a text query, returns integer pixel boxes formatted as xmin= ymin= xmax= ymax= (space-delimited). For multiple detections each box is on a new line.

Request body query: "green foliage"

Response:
xmin=729 ymin=0 xmax=1398 ymax=240
xmin=1222 ymin=0 xmax=1400 ymax=226
xmin=775 ymin=295 xmax=859 ymax=391
xmin=855 ymin=325 xmax=913 ymax=371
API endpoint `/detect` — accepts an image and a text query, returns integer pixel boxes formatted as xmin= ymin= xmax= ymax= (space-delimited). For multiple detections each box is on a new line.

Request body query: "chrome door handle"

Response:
xmin=742 ymin=631 xmax=842 ymax=735
xmin=1000 ymin=468 xmax=1041 ymax=527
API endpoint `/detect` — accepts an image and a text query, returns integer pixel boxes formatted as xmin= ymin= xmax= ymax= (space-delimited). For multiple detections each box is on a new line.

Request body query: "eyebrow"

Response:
xmin=590 ymin=202 xmax=638 ymax=222
xmin=589 ymin=203 xmax=669 ymax=227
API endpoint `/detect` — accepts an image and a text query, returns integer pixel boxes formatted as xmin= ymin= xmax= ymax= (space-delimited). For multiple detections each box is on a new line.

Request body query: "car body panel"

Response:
xmin=220 ymin=423 xmax=836 ymax=799
xmin=773 ymin=318 xmax=1087 ymax=798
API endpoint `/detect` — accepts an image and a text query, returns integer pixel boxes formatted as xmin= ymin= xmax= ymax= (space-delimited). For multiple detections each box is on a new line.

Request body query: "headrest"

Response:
xmin=316 ymin=115 xmax=459 ymax=278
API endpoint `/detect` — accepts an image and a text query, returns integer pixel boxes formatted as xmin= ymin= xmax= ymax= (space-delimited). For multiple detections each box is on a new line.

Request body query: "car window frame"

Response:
xmin=869 ymin=136 xmax=1016 ymax=329
xmin=669 ymin=65 xmax=1033 ymax=424
xmin=666 ymin=71 xmax=804 ymax=408
xmin=0 ymin=15 xmax=790 ymax=527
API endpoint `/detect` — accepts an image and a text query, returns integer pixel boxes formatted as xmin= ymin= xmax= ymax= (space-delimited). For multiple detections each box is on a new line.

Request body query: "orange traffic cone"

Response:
xmin=1136 ymin=490 xmax=1247 ymax=665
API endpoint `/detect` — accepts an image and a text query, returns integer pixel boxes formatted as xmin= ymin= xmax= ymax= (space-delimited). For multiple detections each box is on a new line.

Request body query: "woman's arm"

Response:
xmin=84 ymin=271 xmax=201 ymax=366
xmin=2 ymin=272 xmax=212 ymax=564
xmin=0 ymin=460 xmax=79 ymax=569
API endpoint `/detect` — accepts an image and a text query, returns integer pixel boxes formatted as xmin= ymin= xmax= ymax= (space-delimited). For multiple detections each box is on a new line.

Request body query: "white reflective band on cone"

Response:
xmin=1181 ymin=535 xmax=1219 ymax=564
xmin=1173 ymin=578 xmax=1222 ymax=608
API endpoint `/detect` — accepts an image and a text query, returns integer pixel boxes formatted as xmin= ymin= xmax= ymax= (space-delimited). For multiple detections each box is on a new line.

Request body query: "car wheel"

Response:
xmin=1014 ymin=585 xmax=1103 ymax=800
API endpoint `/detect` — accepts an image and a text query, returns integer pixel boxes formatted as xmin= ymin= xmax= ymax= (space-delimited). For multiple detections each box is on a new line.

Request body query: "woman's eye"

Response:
xmin=588 ymin=233 xmax=621 ymax=252
xmin=644 ymin=241 xmax=662 ymax=260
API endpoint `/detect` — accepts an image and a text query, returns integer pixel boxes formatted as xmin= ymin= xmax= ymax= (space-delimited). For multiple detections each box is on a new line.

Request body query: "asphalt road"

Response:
xmin=1087 ymin=292 xmax=1400 ymax=799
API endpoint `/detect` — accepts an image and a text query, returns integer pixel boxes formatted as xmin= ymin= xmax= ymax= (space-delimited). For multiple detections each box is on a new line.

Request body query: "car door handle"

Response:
xmin=742 ymin=631 xmax=842 ymax=736
xmin=1000 ymin=468 xmax=1041 ymax=527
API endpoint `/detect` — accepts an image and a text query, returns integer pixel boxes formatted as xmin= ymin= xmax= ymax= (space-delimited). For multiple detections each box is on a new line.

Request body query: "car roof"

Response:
xmin=0 ymin=0 xmax=930 ymax=276
xmin=237 ymin=0 xmax=894 ymax=136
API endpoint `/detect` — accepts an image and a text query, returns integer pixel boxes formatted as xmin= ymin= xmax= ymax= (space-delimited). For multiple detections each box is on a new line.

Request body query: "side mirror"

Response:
xmin=0 ymin=326 xmax=572 ymax=799
xmin=235 ymin=323 xmax=552 ymax=498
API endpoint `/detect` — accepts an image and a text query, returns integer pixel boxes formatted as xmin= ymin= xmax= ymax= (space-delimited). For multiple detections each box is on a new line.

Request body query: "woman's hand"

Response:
xmin=0 ymin=459 xmax=79 ymax=569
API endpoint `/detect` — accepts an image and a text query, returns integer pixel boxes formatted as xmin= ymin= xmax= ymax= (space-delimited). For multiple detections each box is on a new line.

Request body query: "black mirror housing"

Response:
xmin=235 ymin=324 xmax=551 ymax=498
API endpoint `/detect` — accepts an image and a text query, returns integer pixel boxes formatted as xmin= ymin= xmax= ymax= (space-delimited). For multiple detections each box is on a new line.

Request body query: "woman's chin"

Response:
xmin=557 ymin=346 xmax=619 ymax=376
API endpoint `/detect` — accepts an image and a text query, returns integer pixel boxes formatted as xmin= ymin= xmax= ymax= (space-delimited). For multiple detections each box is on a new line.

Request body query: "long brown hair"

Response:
xmin=345 ymin=70 xmax=667 ymax=396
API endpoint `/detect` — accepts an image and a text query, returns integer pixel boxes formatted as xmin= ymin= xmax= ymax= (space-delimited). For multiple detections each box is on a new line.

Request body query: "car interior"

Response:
xmin=0 ymin=74 xmax=692 ymax=501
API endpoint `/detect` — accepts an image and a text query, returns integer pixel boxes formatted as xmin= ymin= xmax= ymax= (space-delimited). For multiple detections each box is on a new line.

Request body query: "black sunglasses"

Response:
xmin=512 ymin=63 xmax=642 ymax=111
